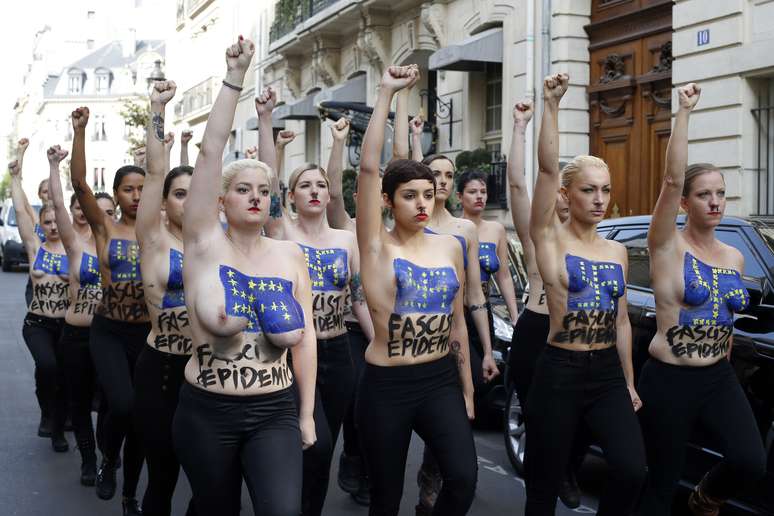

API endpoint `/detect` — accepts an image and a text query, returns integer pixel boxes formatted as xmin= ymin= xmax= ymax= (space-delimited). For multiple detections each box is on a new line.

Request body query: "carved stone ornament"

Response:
xmin=420 ymin=2 xmax=446 ymax=49
xmin=651 ymin=41 xmax=672 ymax=74
xmin=312 ymin=39 xmax=340 ymax=88
xmin=356 ymin=20 xmax=389 ymax=72
xmin=282 ymin=58 xmax=302 ymax=99
xmin=600 ymin=54 xmax=626 ymax=84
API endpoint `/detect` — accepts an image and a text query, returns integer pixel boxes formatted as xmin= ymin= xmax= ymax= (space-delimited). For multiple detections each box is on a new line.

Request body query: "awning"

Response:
xmin=429 ymin=28 xmax=503 ymax=72
xmin=277 ymin=92 xmax=318 ymax=120
xmin=314 ymin=74 xmax=367 ymax=105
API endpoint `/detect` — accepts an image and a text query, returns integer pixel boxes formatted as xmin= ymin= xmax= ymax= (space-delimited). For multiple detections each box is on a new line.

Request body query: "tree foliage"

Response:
xmin=119 ymin=97 xmax=149 ymax=154
xmin=342 ymin=168 xmax=357 ymax=217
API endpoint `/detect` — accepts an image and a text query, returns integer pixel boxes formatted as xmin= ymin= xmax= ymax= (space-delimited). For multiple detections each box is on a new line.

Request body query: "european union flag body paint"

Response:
xmin=565 ymin=254 xmax=624 ymax=312
xmin=161 ymin=249 xmax=185 ymax=309
xmin=33 ymin=247 xmax=68 ymax=276
xmin=424 ymin=228 xmax=468 ymax=270
xmin=680 ymin=253 xmax=749 ymax=327
xmin=219 ymin=265 xmax=305 ymax=334
xmin=478 ymin=242 xmax=500 ymax=282
xmin=109 ymin=239 xmax=141 ymax=282
xmin=298 ymin=244 xmax=349 ymax=292
xmin=79 ymin=253 xmax=100 ymax=288
xmin=393 ymin=258 xmax=459 ymax=315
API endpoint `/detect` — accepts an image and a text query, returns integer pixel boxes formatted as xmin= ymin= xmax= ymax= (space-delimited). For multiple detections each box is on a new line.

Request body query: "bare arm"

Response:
xmin=392 ymin=89 xmax=410 ymax=160
xmin=180 ymin=130 xmax=192 ymax=166
xmin=184 ymin=38 xmax=255 ymax=246
xmin=348 ymin=236 xmax=374 ymax=342
xmin=70 ymin=107 xmax=108 ymax=239
xmin=47 ymin=146 xmax=78 ymax=253
xmin=449 ymin=248 xmax=475 ymax=420
xmin=8 ymin=162 xmax=39 ymax=260
xmin=494 ymin=225 xmax=519 ymax=321
xmin=530 ymin=74 xmax=568 ymax=243
xmin=507 ymin=101 xmax=536 ymax=270
xmin=613 ymin=247 xmax=640 ymax=411
xmin=326 ymin=118 xmax=354 ymax=231
xmin=410 ymin=115 xmax=424 ymax=162
xmin=464 ymin=228 xmax=499 ymax=381
xmin=15 ymin=139 xmax=38 ymax=224
xmin=649 ymin=83 xmax=701 ymax=252
xmin=138 ymin=81 xmax=176 ymax=248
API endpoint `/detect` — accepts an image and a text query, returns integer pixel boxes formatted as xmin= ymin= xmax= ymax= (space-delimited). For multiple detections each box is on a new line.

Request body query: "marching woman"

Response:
xmin=525 ymin=73 xmax=646 ymax=515
xmin=70 ymin=107 xmax=148 ymax=513
xmin=638 ymin=83 xmax=765 ymax=515
xmin=9 ymin=152 xmax=70 ymax=452
xmin=505 ymin=100 xmax=586 ymax=507
xmin=258 ymin=87 xmax=374 ymax=516
xmin=356 ymin=64 xmax=476 ymax=516
xmin=134 ymin=80 xmax=195 ymax=516
xmin=172 ymin=36 xmax=316 ymax=516
xmin=48 ymin=143 xmax=115 ymax=486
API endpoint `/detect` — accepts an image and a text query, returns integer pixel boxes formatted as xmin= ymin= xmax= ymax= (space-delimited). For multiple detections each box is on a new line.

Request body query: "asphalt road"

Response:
xmin=0 ymin=268 xmax=605 ymax=515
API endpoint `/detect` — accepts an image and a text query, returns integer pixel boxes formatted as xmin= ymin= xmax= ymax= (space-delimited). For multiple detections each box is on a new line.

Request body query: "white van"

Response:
xmin=0 ymin=198 xmax=40 ymax=272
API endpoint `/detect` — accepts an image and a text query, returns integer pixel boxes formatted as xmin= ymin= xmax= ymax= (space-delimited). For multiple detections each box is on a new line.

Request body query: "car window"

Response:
xmin=7 ymin=207 xmax=17 ymax=227
xmin=715 ymin=230 xmax=766 ymax=278
xmin=610 ymin=228 xmax=651 ymax=289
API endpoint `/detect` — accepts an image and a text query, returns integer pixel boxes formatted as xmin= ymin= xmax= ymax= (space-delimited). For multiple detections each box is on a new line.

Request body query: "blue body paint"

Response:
xmin=425 ymin=228 xmax=468 ymax=270
xmin=566 ymin=254 xmax=624 ymax=312
xmin=108 ymin=239 xmax=141 ymax=282
xmin=161 ymin=249 xmax=185 ymax=309
xmin=479 ymin=242 xmax=500 ymax=282
xmin=298 ymin=244 xmax=349 ymax=292
xmin=680 ymin=252 xmax=749 ymax=326
xmin=79 ymin=253 xmax=101 ymax=288
xmin=393 ymin=258 xmax=460 ymax=315
xmin=32 ymin=247 xmax=68 ymax=276
xmin=219 ymin=265 xmax=305 ymax=334
xmin=34 ymin=224 xmax=46 ymax=243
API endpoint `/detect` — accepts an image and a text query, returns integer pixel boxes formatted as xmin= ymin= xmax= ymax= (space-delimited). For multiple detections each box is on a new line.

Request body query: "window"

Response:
xmin=92 ymin=115 xmax=107 ymax=141
xmin=93 ymin=168 xmax=99 ymax=189
xmin=68 ymin=70 xmax=84 ymax=94
xmin=752 ymin=79 xmax=774 ymax=215
xmin=95 ymin=69 xmax=111 ymax=94
xmin=65 ymin=119 xmax=73 ymax=141
xmin=612 ymin=228 xmax=651 ymax=289
xmin=87 ymin=10 xmax=95 ymax=19
xmin=485 ymin=63 xmax=502 ymax=134
xmin=87 ymin=39 xmax=94 ymax=50
xmin=716 ymin=230 xmax=766 ymax=279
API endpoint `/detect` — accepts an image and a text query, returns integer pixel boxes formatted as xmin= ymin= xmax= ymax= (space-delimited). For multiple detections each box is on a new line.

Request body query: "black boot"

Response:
xmin=558 ymin=471 xmax=581 ymax=509
xmin=38 ymin=414 xmax=53 ymax=438
xmin=96 ymin=459 xmax=117 ymax=500
xmin=351 ymin=474 xmax=370 ymax=506
xmin=338 ymin=452 xmax=362 ymax=494
xmin=51 ymin=433 xmax=69 ymax=452
xmin=122 ymin=497 xmax=143 ymax=515
xmin=81 ymin=457 xmax=97 ymax=486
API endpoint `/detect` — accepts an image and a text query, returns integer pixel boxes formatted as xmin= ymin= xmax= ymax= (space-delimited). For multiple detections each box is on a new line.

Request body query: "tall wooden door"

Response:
xmin=586 ymin=0 xmax=673 ymax=217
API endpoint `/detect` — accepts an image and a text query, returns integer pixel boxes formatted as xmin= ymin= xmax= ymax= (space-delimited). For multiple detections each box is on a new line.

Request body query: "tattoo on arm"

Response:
xmin=469 ymin=303 xmax=487 ymax=312
xmin=152 ymin=113 xmax=165 ymax=142
xmin=350 ymin=273 xmax=364 ymax=303
xmin=449 ymin=340 xmax=464 ymax=368
xmin=270 ymin=194 xmax=283 ymax=219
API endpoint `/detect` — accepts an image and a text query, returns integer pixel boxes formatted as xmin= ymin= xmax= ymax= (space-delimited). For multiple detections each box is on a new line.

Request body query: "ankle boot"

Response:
xmin=38 ymin=414 xmax=53 ymax=438
xmin=688 ymin=475 xmax=723 ymax=516
xmin=122 ymin=497 xmax=143 ymax=515
xmin=51 ymin=433 xmax=69 ymax=453
xmin=95 ymin=459 xmax=117 ymax=500
xmin=81 ymin=457 xmax=97 ymax=486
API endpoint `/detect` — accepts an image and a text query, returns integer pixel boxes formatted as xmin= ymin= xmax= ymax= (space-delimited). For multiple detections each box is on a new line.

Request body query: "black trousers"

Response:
xmin=299 ymin=334 xmax=356 ymax=516
xmin=22 ymin=313 xmax=66 ymax=433
xmin=356 ymin=355 xmax=477 ymax=516
xmin=173 ymin=382 xmax=302 ymax=516
xmin=342 ymin=321 xmax=368 ymax=457
xmin=134 ymin=346 xmax=193 ymax=516
xmin=637 ymin=358 xmax=766 ymax=515
xmin=524 ymin=345 xmax=646 ymax=516
xmin=509 ymin=309 xmax=589 ymax=474
xmin=89 ymin=314 xmax=148 ymax=498
xmin=60 ymin=323 xmax=96 ymax=463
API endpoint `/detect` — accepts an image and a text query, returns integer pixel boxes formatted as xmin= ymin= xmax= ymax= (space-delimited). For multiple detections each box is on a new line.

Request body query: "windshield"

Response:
xmin=6 ymin=205 xmax=41 ymax=227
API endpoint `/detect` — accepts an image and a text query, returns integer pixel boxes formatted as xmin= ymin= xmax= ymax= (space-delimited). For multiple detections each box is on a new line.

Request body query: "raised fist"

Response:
xmin=513 ymin=99 xmax=534 ymax=126
xmin=226 ymin=35 xmax=255 ymax=75
xmin=150 ymin=80 xmax=177 ymax=105
xmin=331 ymin=118 xmax=350 ymax=141
xmin=133 ymin=146 xmax=146 ymax=167
xmin=72 ymin=107 xmax=90 ymax=129
xmin=163 ymin=132 xmax=175 ymax=151
xmin=8 ymin=160 xmax=20 ymax=177
xmin=543 ymin=73 xmax=569 ymax=103
xmin=244 ymin=146 xmax=258 ymax=160
xmin=255 ymin=87 xmax=277 ymax=117
xmin=181 ymin=130 xmax=193 ymax=145
xmin=380 ymin=65 xmax=420 ymax=93
xmin=47 ymin=145 xmax=69 ymax=165
xmin=17 ymin=138 xmax=30 ymax=155
xmin=276 ymin=130 xmax=296 ymax=148
xmin=677 ymin=83 xmax=701 ymax=112
xmin=410 ymin=115 xmax=424 ymax=135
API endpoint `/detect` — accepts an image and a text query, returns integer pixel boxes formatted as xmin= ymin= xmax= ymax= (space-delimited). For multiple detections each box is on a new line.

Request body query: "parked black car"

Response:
xmin=503 ymin=215 xmax=774 ymax=514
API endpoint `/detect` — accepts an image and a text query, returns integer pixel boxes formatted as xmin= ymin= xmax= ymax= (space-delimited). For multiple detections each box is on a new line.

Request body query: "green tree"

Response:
xmin=342 ymin=168 xmax=357 ymax=217
xmin=0 ymin=171 xmax=10 ymax=201
xmin=119 ymin=97 xmax=149 ymax=155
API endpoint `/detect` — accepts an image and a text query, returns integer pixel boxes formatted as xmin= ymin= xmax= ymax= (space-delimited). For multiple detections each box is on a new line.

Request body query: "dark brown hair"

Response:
xmin=381 ymin=159 xmax=436 ymax=202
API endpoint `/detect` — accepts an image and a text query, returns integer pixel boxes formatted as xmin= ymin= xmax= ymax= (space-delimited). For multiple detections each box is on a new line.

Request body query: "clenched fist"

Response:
xmin=331 ymin=118 xmax=350 ymax=142
xmin=380 ymin=65 xmax=420 ymax=93
xmin=255 ymin=87 xmax=277 ymax=117
xmin=47 ymin=145 xmax=69 ymax=165
xmin=151 ymin=80 xmax=177 ymax=106
xmin=244 ymin=146 xmax=258 ymax=160
xmin=677 ymin=83 xmax=701 ymax=112
xmin=513 ymin=100 xmax=534 ymax=127
xmin=17 ymin=138 xmax=30 ymax=156
xmin=72 ymin=107 xmax=90 ymax=130
xmin=410 ymin=115 xmax=424 ymax=135
xmin=543 ymin=73 xmax=569 ymax=104
xmin=8 ymin=160 xmax=20 ymax=177
xmin=181 ymin=130 xmax=193 ymax=145
xmin=226 ymin=36 xmax=255 ymax=77
xmin=276 ymin=130 xmax=296 ymax=148
xmin=163 ymin=132 xmax=175 ymax=152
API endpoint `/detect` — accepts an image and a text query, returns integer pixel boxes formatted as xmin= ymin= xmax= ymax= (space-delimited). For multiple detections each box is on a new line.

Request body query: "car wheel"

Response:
xmin=504 ymin=384 xmax=526 ymax=476
xmin=2 ymin=256 xmax=12 ymax=272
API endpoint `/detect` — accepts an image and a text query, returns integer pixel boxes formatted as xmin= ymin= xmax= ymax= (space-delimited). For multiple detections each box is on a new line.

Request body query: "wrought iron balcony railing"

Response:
xmin=270 ymin=0 xmax=340 ymax=43
xmin=174 ymin=76 xmax=219 ymax=120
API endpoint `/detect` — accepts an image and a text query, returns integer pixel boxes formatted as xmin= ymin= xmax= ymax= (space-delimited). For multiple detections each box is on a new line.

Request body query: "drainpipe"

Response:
xmin=524 ymin=0 xmax=535 ymax=189
xmin=538 ymin=0 xmax=552 ymax=182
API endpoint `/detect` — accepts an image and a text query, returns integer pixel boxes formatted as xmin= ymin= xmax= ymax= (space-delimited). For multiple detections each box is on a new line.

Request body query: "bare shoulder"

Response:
xmin=328 ymin=227 xmax=357 ymax=247
xmin=454 ymin=217 xmax=477 ymax=239
xmin=602 ymin=237 xmax=627 ymax=261
xmin=718 ymin=240 xmax=745 ymax=270
xmin=270 ymin=238 xmax=304 ymax=259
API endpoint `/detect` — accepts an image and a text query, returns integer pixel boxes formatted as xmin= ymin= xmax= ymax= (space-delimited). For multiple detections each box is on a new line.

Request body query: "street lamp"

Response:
xmin=146 ymin=59 xmax=166 ymax=90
